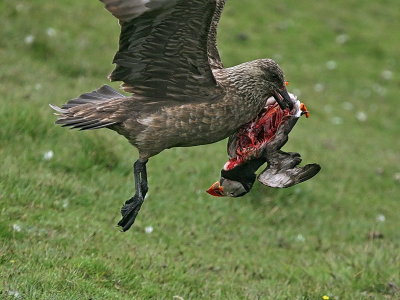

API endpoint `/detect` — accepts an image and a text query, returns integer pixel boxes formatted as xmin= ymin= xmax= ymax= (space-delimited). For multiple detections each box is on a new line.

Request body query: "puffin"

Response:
xmin=207 ymin=94 xmax=321 ymax=197
xmin=50 ymin=0 xmax=294 ymax=231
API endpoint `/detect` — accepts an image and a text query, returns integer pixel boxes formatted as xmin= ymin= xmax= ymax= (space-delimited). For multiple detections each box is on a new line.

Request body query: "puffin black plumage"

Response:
xmin=50 ymin=0 xmax=294 ymax=231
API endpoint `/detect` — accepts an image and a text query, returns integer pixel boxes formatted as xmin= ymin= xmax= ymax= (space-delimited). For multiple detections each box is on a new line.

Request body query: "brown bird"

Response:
xmin=50 ymin=0 xmax=293 ymax=231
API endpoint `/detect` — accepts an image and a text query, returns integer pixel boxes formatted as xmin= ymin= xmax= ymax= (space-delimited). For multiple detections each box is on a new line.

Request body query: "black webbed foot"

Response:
xmin=117 ymin=158 xmax=148 ymax=232
xmin=118 ymin=194 xmax=144 ymax=231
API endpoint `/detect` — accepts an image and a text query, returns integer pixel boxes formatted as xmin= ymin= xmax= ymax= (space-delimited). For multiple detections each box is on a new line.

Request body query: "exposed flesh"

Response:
xmin=224 ymin=103 xmax=292 ymax=170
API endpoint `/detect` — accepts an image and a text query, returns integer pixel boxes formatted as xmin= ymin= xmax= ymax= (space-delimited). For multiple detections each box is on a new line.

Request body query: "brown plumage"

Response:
xmin=51 ymin=0 xmax=294 ymax=231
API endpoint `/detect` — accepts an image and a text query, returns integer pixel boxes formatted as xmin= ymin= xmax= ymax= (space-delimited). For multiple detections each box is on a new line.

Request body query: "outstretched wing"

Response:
xmin=100 ymin=0 xmax=226 ymax=102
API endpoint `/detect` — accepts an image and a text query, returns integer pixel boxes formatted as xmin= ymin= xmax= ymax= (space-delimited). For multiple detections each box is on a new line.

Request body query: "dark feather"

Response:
xmin=100 ymin=0 xmax=225 ymax=102
xmin=61 ymin=85 xmax=125 ymax=109
xmin=50 ymin=85 xmax=126 ymax=130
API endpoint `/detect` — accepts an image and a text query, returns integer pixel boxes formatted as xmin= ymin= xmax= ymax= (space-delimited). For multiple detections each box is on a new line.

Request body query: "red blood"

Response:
xmin=225 ymin=103 xmax=291 ymax=170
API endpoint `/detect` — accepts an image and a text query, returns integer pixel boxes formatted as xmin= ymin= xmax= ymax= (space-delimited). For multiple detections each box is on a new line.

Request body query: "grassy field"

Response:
xmin=1 ymin=0 xmax=399 ymax=299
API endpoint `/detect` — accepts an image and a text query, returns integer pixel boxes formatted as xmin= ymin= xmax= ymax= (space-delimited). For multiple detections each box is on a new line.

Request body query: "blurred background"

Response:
xmin=0 ymin=0 xmax=399 ymax=299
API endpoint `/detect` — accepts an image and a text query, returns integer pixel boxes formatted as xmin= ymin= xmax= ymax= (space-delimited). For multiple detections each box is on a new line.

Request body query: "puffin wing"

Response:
xmin=258 ymin=163 xmax=321 ymax=188
xmin=100 ymin=0 xmax=226 ymax=102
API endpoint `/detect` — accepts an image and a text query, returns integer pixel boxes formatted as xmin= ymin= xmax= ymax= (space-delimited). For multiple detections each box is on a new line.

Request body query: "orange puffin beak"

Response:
xmin=206 ymin=181 xmax=224 ymax=197
xmin=300 ymin=103 xmax=310 ymax=118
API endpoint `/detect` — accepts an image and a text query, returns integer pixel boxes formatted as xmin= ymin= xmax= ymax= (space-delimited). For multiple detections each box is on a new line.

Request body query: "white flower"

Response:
xmin=381 ymin=70 xmax=393 ymax=80
xmin=295 ymin=234 xmax=305 ymax=242
xmin=35 ymin=83 xmax=42 ymax=90
xmin=12 ymin=224 xmax=22 ymax=232
xmin=336 ymin=34 xmax=349 ymax=44
xmin=62 ymin=200 xmax=69 ymax=208
xmin=331 ymin=117 xmax=342 ymax=125
xmin=43 ymin=150 xmax=54 ymax=161
xmin=24 ymin=35 xmax=35 ymax=45
xmin=145 ymin=226 xmax=153 ymax=234
xmin=314 ymin=83 xmax=324 ymax=93
xmin=342 ymin=102 xmax=354 ymax=111
xmin=356 ymin=111 xmax=367 ymax=122
xmin=46 ymin=27 xmax=57 ymax=37
xmin=326 ymin=60 xmax=337 ymax=70
xmin=7 ymin=290 xmax=21 ymax=298
xmin=394 ymin=173 xmax=400 ymax=182
xmin=376 ymin=214 xmax=386 ymax=222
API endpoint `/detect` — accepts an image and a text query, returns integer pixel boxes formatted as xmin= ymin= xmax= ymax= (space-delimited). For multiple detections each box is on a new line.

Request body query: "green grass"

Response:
xmin=1 ymin=0 xmax=399 ymax=299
